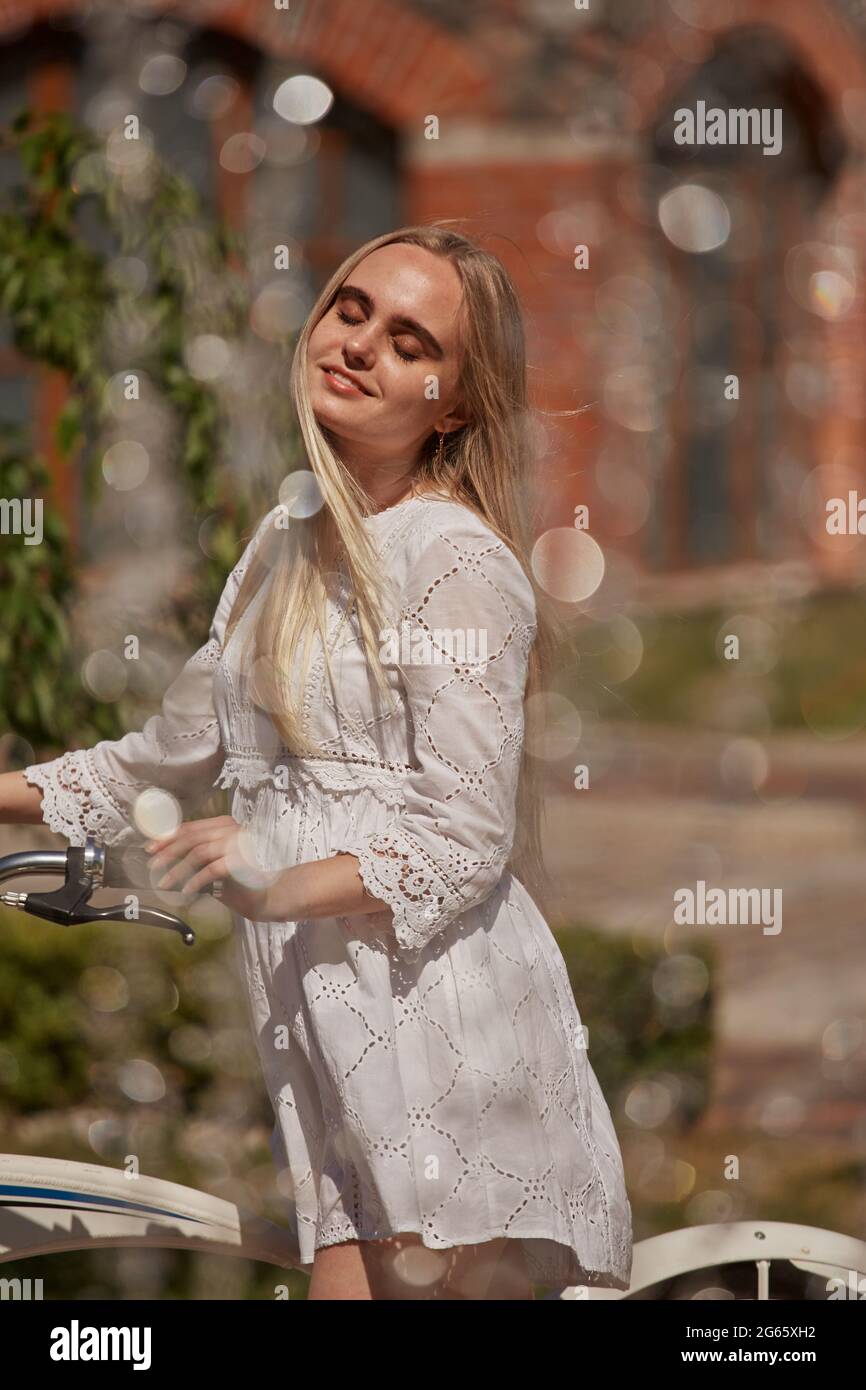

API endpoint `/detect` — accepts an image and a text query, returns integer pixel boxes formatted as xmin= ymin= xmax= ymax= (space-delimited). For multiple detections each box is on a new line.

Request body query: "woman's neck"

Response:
xmin=320 ymin=431 xmax=443 ymax=513
xmin=346 ymin=460 xmax=422 ymax=513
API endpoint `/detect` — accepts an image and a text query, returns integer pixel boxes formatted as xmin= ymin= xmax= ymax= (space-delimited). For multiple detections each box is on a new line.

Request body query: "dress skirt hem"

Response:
xmin=293 ymin=1209 xmax=632 ymax=1291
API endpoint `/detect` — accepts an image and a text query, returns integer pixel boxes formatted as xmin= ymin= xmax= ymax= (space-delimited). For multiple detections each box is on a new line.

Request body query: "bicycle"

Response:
xmin=0 ymin=835 xmax=304 ymax=1280
xmin=545 ymin=1221 xmax=866 ymax=1300
xmin=2 ymin=839 xmax=864 ymax=1301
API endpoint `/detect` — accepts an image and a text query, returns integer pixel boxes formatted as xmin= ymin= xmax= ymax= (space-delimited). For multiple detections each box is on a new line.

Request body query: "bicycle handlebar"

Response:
xmin=0 ymin=835 xmax=221 ymax=945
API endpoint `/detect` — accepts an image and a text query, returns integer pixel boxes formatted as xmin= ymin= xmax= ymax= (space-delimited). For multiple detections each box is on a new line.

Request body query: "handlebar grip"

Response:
xmin=102 ymin=844 xmax=219 ymax=895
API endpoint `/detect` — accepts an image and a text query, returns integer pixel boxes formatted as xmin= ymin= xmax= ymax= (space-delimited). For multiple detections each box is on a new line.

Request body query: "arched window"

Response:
xmin=0 ymin=15 xmax=400 ymax=533
xmin=646 ymin=27 xmax=845 ymax=571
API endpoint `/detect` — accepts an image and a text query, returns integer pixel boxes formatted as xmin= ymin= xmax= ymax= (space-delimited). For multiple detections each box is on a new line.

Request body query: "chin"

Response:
xmin=308 ymin=381 xmax=339 ymax=420
xmin=312 ymin=411 xmax=351 ymax=450
xmin=311 ymin=400 xmax=349 ymax=436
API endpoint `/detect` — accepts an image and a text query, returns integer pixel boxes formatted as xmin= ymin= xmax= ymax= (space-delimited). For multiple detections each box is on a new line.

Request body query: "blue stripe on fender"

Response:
xmin=0 ymin=1182 xmax=209 ymax=1225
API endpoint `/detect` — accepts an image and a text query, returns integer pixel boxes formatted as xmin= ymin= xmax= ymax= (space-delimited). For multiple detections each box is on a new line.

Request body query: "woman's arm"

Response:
xmin=0 ymin=769 xmax=55 ymax=823
xmin=141 ymin=817 xmax=393 ymax=924
xmin=338 ymin=517 xmax=537 ymax=958
xmin=261 ymin=852 xmax=393 ymax=923
xmin=4 ymin=509 xmax=279 ymax=843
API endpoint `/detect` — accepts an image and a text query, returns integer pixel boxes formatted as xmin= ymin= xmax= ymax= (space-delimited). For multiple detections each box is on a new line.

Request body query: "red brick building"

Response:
xmin=2 ymin=0 xmax=865 ymax=593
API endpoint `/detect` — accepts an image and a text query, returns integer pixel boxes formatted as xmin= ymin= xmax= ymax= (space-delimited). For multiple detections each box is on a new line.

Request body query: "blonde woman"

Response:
xmin=4 ymin=225 xmax=633 ymax=1301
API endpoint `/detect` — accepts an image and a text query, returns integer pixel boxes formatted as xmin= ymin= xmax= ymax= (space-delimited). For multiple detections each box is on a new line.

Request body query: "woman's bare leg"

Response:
xmin=307 ymin=1232 xmax=534 ymax=1300
xmin=307 ymin=1239 xmax=376 ymax=1300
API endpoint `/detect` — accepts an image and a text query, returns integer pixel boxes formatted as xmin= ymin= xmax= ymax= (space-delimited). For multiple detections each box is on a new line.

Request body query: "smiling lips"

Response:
xmin=321 ymin=365 xmax=371 ymax=396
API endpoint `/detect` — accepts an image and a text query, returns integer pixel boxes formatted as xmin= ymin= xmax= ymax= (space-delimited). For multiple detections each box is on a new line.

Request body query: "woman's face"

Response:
xmin=306 ymin=242 xmax=469 ymax=469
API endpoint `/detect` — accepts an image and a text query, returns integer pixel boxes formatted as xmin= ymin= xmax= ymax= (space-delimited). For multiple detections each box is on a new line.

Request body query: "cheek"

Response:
xmin=306 ymin=321 xmax=329 ymax=362
xmin=308 ymin=312 xmax=347 ymax=360
xmin=384 ymin=367 xmax=439 ymax=418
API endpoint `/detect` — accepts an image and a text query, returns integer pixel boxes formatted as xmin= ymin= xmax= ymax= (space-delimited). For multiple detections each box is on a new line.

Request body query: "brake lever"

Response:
xmin=74 ymin=900 xmax=195 ymax=946
xmin=7 ymin=844 xmax=195 ymax=946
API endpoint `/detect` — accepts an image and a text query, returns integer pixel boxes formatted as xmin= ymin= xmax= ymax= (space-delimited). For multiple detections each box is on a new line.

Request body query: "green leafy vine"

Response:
xmin=0 ymin=107 xmax=298 ymax=755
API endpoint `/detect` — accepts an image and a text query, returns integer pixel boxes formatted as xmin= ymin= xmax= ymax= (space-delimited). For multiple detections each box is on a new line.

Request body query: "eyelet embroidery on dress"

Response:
xmin=192 ymin=637 xmax=223 ymax=668
xmin=343 ymin=825 xmax=510 ymax=956
xmin=22 ymin=749 xmax=133 ymax=848
xmin=214 ymin=751 xmax=414 ymax=809
xmin=24 ymin=497 xmax=633 ymax=1292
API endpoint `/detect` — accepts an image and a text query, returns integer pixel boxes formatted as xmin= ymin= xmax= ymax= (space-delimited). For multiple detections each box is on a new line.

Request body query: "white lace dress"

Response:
xmin=24 ymin=494 xmax=633 ymax=1291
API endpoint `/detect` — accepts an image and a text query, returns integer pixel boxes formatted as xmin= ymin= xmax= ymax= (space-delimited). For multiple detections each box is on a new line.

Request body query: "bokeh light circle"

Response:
xmin=658 ymin=183 xmax=730 ymax=254
xmin=531 ymin=527 xmax=605 ymax=603
xmin=279 ymin=469 xmax=324 ymax=519
xmin=273 ymin=75 xmax=334 ymax=125
xmin=523 ymin=691 xmax=582 ymax=760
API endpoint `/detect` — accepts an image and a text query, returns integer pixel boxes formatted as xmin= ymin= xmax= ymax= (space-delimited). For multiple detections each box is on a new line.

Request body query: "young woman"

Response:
xmin=3 ymin=225 xmax=633 ymax=1301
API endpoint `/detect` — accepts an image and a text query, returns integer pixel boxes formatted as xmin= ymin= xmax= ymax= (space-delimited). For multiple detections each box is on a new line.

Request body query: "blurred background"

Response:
xmin=1 ymin=0 xmax=865 ymax=1299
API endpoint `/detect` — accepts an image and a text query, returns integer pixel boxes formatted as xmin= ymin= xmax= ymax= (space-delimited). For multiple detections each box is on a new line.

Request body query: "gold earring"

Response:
xmin=435 ymin=431 xmax=446 ymax=467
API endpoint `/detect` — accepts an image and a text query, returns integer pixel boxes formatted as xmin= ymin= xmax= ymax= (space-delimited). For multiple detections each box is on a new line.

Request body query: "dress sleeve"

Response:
xmin=22 ymin=512 xmax=274 ymax=848
xmin=341 ymin=517 xmax=537 ymax=957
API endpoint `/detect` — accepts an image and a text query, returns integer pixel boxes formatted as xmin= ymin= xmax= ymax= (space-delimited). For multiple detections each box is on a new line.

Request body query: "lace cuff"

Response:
xmin=342 ymin=826 xmax=482 ymax=957
xmin=23 ymin=749 xmax=137 ymax=848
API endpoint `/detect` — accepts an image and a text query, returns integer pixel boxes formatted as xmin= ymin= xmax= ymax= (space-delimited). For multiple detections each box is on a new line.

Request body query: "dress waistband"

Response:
xmin=214 ymin=749 xmax=416 ymax=803
xmin=222 ymin=749 xmax=417 ymax=774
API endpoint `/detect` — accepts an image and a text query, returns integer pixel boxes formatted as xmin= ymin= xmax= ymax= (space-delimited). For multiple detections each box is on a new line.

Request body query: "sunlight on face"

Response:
xmin=306 ymin=242 xmax=469 ymax=469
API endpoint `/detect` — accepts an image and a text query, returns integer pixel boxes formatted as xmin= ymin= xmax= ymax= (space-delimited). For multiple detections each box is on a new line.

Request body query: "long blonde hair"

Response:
xmin=225 ymin=224 xmax=556 ymax=906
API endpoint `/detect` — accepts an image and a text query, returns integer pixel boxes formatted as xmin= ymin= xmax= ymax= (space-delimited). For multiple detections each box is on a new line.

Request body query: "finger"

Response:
xmin=143 ymin=832 xmax=179 ymax=862
xmin=147 ymin=816 xmax=238 ymax=858
xmin=149 ymin=824 xmax=232 ymax=876
xmin=150 ymin=840 xmax=194 ymax=878
xmin=180 ymin=857 xmax=229 ymax=897
xmin=156 ymin=841 xmax=218 ymax=890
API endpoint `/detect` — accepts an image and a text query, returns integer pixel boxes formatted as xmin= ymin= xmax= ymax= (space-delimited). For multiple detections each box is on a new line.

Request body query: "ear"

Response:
xmin=432 ymin=403 xmax=472 ymax=433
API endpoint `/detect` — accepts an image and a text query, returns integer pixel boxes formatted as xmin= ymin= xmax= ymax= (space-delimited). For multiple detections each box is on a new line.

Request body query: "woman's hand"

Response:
xmin=143 ymin=818 xmax=393 ymax=928
xmin=143 ymin=815 xmax=276 ymax=921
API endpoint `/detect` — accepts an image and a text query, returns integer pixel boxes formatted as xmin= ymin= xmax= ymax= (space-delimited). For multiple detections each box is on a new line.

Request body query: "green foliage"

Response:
xmin=0 ymin=108 xmax=298 ymax=757
xmin=0 ymin=903 xmax=91 ymax=1109
xmin=552 ymin=921 xmax=714 ymax=1128
xmin=0 ymin=1248 xmax=310 ymax=1302
xmin=0 ymin=426 xmax=118 ymax=747
xmin=0 ymin=904 xmax=272 ymax=1122
xmin=560 ymin=589 xmax=866 ymax=734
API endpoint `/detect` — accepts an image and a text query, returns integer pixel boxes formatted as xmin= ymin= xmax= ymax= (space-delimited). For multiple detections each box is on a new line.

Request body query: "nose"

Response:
xmin=342 ymin=322 xmax=375 ymax=368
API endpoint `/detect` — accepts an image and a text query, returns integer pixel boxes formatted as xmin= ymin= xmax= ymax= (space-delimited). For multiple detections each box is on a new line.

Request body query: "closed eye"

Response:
xmin=336 ymin=307 xmax=420 ymax=364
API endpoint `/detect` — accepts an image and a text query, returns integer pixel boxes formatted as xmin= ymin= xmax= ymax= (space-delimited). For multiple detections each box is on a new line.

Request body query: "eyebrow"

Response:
xmin=336 ymin=283 xmax=444 ymax=359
